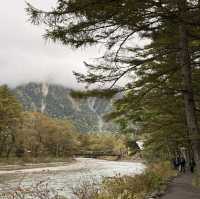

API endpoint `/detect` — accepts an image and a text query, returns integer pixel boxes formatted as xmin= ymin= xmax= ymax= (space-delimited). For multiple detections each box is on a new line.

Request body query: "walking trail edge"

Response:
xmin=161 ymin=173 xmax=200 ymax=199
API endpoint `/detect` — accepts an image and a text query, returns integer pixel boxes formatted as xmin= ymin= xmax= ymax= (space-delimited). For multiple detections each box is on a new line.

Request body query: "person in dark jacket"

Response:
xmin=189 ymin=158 xmax=196 ymax=173
xmin=172 ymin=156 xmax=180 ymax=170
xmin=180 ymin=156 xmax=186 ymax=173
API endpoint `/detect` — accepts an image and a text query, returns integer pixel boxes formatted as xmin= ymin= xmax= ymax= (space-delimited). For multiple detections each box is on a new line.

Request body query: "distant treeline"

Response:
xmin=0 ymin=85 xmax=137 ymax=161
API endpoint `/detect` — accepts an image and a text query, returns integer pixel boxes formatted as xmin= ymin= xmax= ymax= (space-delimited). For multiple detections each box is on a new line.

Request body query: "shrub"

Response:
xmin=193 ymin=172 xmax=200 ymax=188
xmin=0 ymin=181 xmax=67 ymax=199
xmin=72 ymin=161 xmax=175 ymax=199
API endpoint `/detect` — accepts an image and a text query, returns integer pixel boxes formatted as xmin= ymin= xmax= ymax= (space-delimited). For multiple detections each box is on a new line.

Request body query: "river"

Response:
xmin=0 ymin=158 xmax=145 ymax=198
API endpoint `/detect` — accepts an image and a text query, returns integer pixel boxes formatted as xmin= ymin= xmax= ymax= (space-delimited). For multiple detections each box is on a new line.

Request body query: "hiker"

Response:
xmin=172 ymin=156 xmax=180 ymax=170
xmin=189 ymin=158 xmax=196 ymax=173
xmin=180 ymin=156 xmax=186 ymax=173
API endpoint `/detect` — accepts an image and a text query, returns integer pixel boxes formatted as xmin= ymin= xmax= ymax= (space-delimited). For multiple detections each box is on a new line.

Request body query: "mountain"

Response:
xmin=13 ymin=82 xmax=117 ymax=133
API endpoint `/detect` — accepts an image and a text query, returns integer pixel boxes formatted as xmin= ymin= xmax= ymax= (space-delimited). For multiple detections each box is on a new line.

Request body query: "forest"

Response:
xmin=0 ymin=85 xmax=130 ymax=162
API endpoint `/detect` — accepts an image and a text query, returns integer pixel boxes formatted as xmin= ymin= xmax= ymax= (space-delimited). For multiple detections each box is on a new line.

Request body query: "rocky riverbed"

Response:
xmin=0 ymin=158 xmax=145 ymax=198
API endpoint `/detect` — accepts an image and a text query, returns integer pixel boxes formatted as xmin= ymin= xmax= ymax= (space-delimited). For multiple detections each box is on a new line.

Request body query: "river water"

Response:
xmin=0 ymin=158 xmax=145 ymax=198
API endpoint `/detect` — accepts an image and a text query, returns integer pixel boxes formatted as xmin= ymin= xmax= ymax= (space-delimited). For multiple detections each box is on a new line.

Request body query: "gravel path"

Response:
xmin=161 ymin=173 xmax=200 ymax=199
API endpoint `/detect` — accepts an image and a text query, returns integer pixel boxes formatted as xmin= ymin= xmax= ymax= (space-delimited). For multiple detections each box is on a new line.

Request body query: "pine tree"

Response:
xmin=27 ymin=0 xmax=200 ymax=166
xmin=105 ymin=67 xmax=189 ymax=160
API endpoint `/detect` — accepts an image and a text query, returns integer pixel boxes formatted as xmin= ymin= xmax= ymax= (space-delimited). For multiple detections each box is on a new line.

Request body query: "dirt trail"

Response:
xmin=161 ymin=173 xmax=200 ymax=199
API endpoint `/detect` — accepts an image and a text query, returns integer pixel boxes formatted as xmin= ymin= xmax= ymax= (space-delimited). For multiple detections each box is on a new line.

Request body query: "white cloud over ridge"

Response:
xmin=0 ymin=0 xmax=101 ymax=88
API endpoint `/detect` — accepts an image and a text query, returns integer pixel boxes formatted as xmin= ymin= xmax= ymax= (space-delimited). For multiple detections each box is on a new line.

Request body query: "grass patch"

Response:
xmin=193 ymin=172 xmax=200 ymax=188
xmin=0 ymin=181 xmax=67 ymax=199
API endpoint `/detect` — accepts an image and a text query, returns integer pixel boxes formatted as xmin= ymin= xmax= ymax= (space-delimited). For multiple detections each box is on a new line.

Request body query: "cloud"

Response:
xmin=0 ymin=0 xmax=101 ymax=88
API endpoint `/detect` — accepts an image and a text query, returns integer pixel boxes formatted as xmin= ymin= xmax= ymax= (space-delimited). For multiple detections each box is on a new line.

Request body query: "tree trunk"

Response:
xmin=56 ymin=144 xmax=59 ymax=158
xmin=0 ymin=136 xmax=6 ymax=157
xmin=179 ymin=2 xmax=200 ymax=167
xmin=6 ymin=133 xmax=16 ymax=159
xmin=6 ymin=146 xmax=12 ymax=159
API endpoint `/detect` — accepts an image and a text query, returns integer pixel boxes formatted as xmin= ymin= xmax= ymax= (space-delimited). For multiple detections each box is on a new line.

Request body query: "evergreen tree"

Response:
xmin=27 ymin=1 xmax=200 ymax=166
xmin=105 ymin=69 xmax=189 ymax=160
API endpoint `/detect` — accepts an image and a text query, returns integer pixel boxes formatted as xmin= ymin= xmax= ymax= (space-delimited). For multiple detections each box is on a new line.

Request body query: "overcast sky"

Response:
xmin=0 ymin=0 xmax=101 ymax=88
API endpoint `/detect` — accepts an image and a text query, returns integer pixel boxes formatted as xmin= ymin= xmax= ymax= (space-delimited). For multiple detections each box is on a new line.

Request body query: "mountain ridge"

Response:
xmin=12 ymin=82 xmax=117 ymax=133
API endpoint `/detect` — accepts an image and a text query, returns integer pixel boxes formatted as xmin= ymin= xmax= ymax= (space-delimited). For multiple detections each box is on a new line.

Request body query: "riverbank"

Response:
xmin=2 ymin=159 xmax=198 ymax=199
xmin=0 ymin=157 xmax=75 ymax=171
xmin=0 ymin=158 xmax=145 ymax=197
xmin=0 ymin=155 xmax=144 ymax=173
xmin=98 ymin=152 xmax=144 ymax=163
xmin=66 ymin=161 xmax=175 ymax=199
